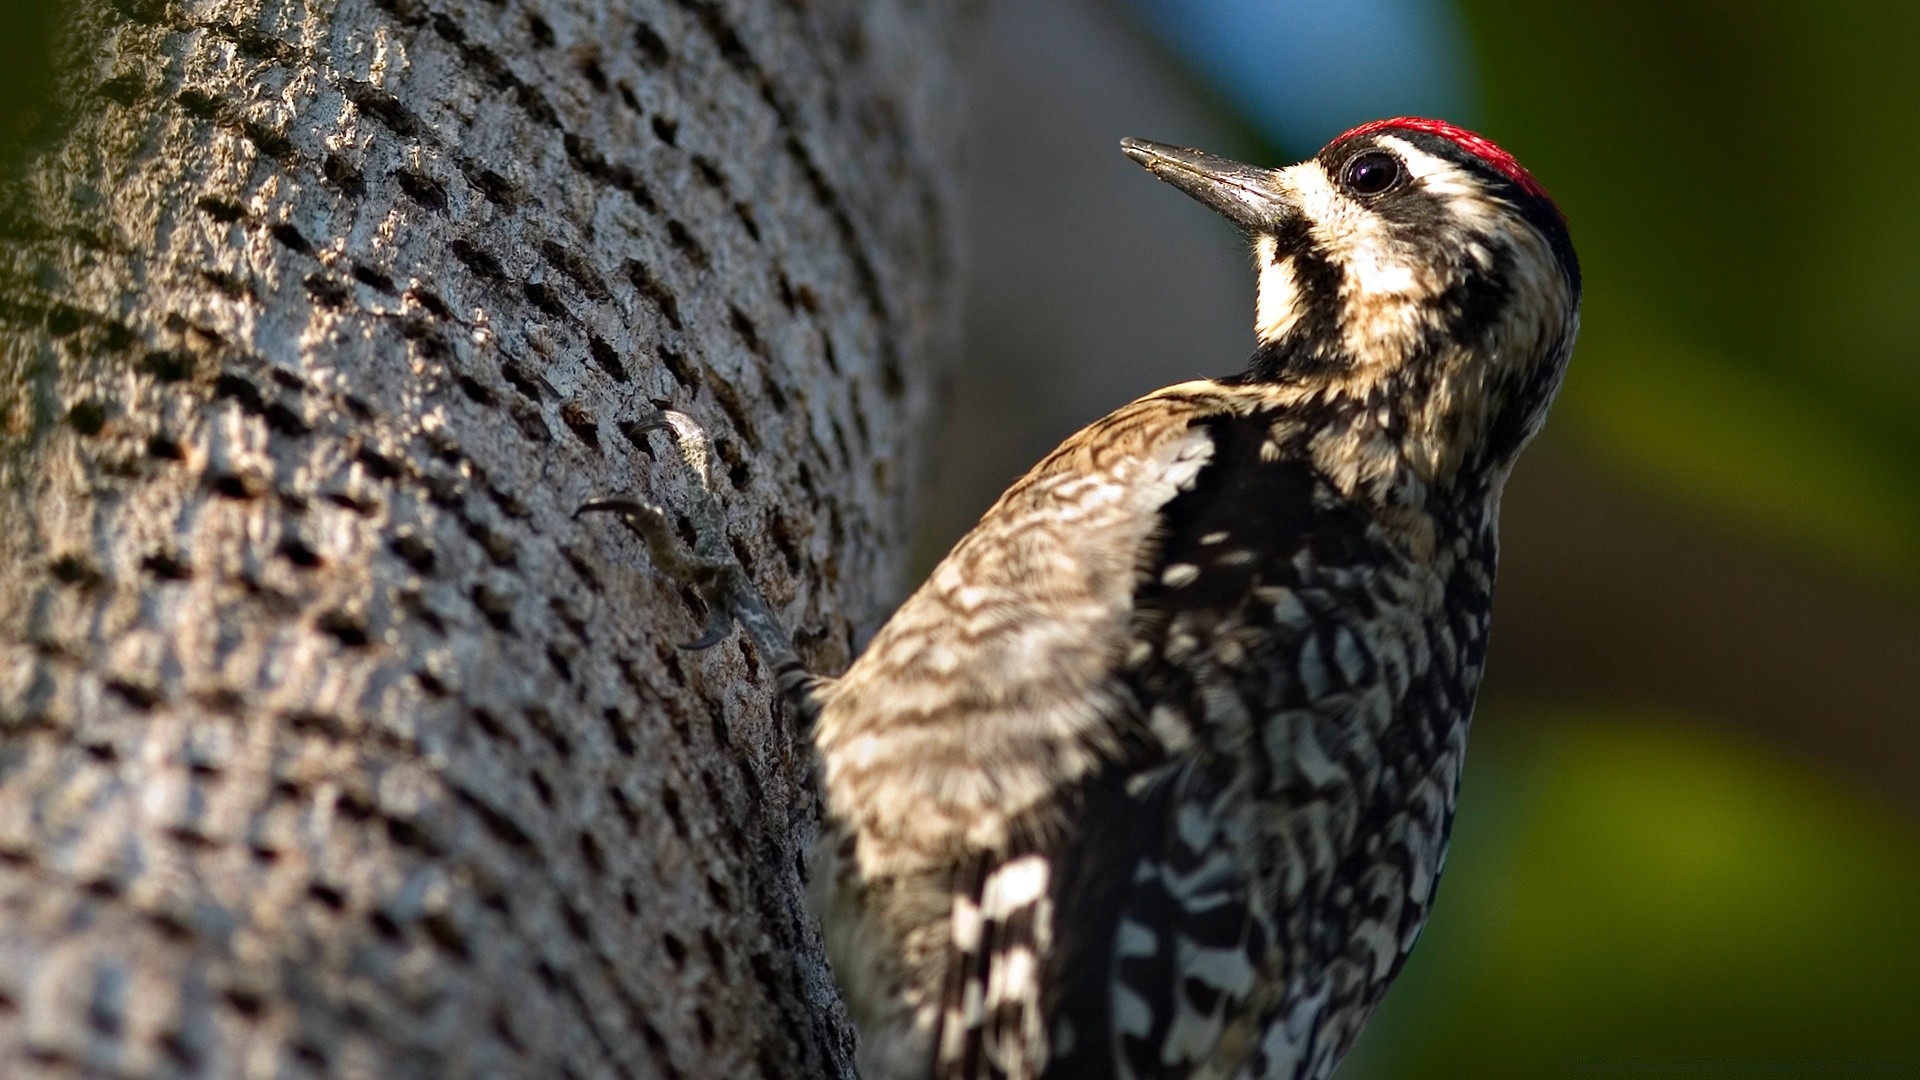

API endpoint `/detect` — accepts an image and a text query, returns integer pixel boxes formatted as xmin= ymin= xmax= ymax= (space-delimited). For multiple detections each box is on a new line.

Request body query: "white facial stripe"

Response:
xmin=1283 ymin=160 xmax=1343 ymax=228
xmin=1253 ymin=235 xmax=1302 ymax=344
xmin=1377 ymin=136 xmax=1500 ymax=229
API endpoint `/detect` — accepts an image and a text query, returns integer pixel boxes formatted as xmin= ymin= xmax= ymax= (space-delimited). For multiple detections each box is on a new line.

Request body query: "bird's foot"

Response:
xmin=577 ymin=409 xmax=753 ymax=651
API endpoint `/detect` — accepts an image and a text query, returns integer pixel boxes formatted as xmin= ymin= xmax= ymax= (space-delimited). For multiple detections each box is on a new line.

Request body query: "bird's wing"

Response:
xmin=1033 ymin=406 xmax=1359 ymax=1080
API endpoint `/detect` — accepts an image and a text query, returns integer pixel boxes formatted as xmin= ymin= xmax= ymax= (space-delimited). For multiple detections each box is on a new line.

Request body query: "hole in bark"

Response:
xmin=159 ymin=1031 xmax=199 ymax=1070
xmin=491 ymin=1009 xmax=527 ymax=1052
xmin=141 ymin=552 xmax=190 ymax=580
xmin=529 ymin=769 xmax=555 ymax=807
xmin=691 ymin=155 xmax=725 ymax=190
xmin=49 ymin=555 xmax=103 ymax=589
xmin=464 ymin=519 xmax=517 ymax=567
xmin=456 ymin=374 xmax=498 ymax=406
xmin=176 ymin=88 xmax=220 ymax=119
xmin=386 ymin=816 xmax=437 ymax=852
xmin=733 ymin=202 xmax=760 ymax=242
xmin=662 ymin=933 xmax=686 ymax=966
xmin=212 ymin=372 xmax=264 ymax=412
xmin=99 ymin=72 xmax=143 ymax=105
xmin=317 ymin=611 xmax=371 ymax=647
xmin=579 ymin=830 xmax=606 ymax=875
xmin=660 ymin=785 xmax=688 ymax=838
xmin=546 ymin=645 xmax=573 ymax=680
xmin=469 ymin=167 xmax=518 ymax=206
xmin=450 ymin=239 xmax=506 ymax=281
xmin=650 ymin=114 xmax=678 ymax=145
xmin=354 ymin=445 xmax=401 ymax=479
xmin=323 ymin=154 xmax=366 ymax=196
xmin=141 ymin=349 xmax=195 ymax=382
xmin=222 ymin=989 xmax=266 ymax=1019
xmin=706 ymin=378 xmax=759 ymax=451
xmin=587 ymin=335 xmax=628 ymax=381
xmin=526 ymin=705 xmax=572 ymax=757
xmin=409 ymin=287 xmax=452 ymax=318
xmin=769 ymin=517 xmax=803 ymax=574
xmin=514 ymin=397 xmax=552 ymax=434
xmin=263 ymin=401 xmax=310 ymax=437
xmin=500 ymin=361 xmax=544 ymax=401
xmin=195 ymin=195 xmax=244 ymax=222
xmin=241 ymin=121 xmax=295 ymax=162
xmin=541 ymin=240 xmax=610 ymax=300
xmin=352 ymin=264 xmax=395 ymax=293
xmin=600 ymin=709 xmax=636 ymax=756
xmin=633 ymin=21 xmax=669 ymax=65
xmin=729 ymin=306 xmax=766 ymax=357
xmin=389 ymin=531 xmax=436 ymax=573
xmin=527 ymin=13 xmax=554 ymax=46
xmin=279 ymin=536 xmax=321 ymax=567
xmin=271 ymin=222 xmax=314 ymax=256
xmin=65 ymin=400 xmax=107 ymax=434
xmin=579 ymin=57 xmax=608 ymax=92
xmin=199 ymin=268 xmax=249 ymax=299
xmin=369 ymin=910 xmax=404 ymax=942
xmin=471 ymin=584 xmax=515 ymax=630
xmin=212 ymin=473 xmax=266 ymax=500
xmin=666 ymin=219 xmax=706 ymax=266
xmin=304 ymin=273 xmax=351 ymax=307
xmin=468 ymin=707 xmax=517 ymax=749
xmin=423 ymin=911 xmax=471 ymax=961
xmin=396 ymin=169 xmax=448 ymax=210
xmin=522 ymin=280 xmax=568 ymax=319
xmin=626 ymin=260 xmax=682 ymax=328
xmin=344 ymin=81 xmax=419 ymax=136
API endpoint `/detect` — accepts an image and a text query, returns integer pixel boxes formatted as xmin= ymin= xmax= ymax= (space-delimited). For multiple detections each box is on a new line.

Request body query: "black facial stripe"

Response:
xmin=1433 ymin=236 xmax=1513 ymax=349
xmin=1319 ymin=130 xmax=1580 ymax=296
xmin=1248 ymin=216 xmax=1345 ymax=380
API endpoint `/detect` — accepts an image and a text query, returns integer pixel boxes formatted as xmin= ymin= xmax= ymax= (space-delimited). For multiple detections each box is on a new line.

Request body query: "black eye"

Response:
xmin=1343 ymin=150 xmax=1404 ymax=196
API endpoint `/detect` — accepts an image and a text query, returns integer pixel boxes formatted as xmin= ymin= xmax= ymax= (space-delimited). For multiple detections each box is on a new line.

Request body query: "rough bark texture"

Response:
xmin=0 ymin=0 xmax=961 ymax=1076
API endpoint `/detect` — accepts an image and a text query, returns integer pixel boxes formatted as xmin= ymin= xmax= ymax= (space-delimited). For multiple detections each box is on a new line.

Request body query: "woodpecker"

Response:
xmin=585 ymin=117 xmax=1579 ymax=1080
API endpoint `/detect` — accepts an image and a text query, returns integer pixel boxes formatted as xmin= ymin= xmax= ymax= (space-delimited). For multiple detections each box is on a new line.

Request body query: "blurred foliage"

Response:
xmin=1345 ymin=717 xmax=1920 ymax=1076
xmin=1458 ymin=0 xmax=1920 ymax=584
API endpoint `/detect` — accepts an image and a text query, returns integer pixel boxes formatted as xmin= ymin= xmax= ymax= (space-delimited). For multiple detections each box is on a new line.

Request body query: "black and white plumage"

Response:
xmin=593 ymin=117 xmax=1579 ymax=1080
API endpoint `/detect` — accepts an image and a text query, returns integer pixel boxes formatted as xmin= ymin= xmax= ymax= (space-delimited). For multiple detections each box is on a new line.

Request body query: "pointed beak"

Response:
xmin=1120 ymin=138 xmax=1292 ymax=233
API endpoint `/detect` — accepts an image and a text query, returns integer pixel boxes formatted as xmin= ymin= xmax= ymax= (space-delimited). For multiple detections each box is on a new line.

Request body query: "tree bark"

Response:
xmin=0 ymin=0 xmax=961 ymax=1075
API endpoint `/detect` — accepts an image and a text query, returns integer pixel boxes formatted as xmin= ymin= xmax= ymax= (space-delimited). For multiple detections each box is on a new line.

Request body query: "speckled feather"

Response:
xmin=789 ymin=119 xmax=1580 ymax=1080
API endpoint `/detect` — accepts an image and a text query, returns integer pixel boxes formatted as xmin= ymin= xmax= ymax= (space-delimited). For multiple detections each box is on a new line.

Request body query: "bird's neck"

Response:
xmin=1228 ymin=351 xmax=1509 ymax=516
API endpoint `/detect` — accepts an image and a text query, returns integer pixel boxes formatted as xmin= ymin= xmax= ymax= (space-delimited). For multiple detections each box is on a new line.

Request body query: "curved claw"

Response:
xmin=582 ymin=409 xmax=808 ymax=678
xmin=575 ymin=497 xmax=658 ymax=520
xmin=679 ymin=609 xmax=733 ymax=651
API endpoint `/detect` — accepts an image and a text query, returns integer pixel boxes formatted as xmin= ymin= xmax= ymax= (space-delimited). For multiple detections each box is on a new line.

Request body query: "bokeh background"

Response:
xmin=3 ymin=0 xmax=1917 ymax=1075
xmin=934 ymin=2 xmax=1920 ymax=1076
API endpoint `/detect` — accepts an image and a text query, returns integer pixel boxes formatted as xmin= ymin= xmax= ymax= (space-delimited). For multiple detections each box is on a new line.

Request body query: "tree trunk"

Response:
xmin=0 ymin=0 xmax=961 ymax=1075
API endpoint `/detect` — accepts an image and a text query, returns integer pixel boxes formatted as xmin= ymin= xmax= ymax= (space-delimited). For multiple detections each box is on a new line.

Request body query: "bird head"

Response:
xmin=1123 ymin=118 xmax=1580 ymax=488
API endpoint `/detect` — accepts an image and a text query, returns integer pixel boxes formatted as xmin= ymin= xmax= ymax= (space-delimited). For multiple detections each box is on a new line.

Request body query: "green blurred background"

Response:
xmin=4 ymin=0 xmax=1916 ymax=1075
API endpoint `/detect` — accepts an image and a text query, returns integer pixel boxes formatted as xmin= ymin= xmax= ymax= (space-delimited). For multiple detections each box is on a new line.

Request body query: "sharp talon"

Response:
xmin=575 ymin=497 xmax=654 ymax=519
xmin=627 ymin=411 xmax=675 ymax=437
xmin=680 ymin=629 xmax=726 ymax=651
xmin=691 ymin=601 xmax=736 ymax=649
